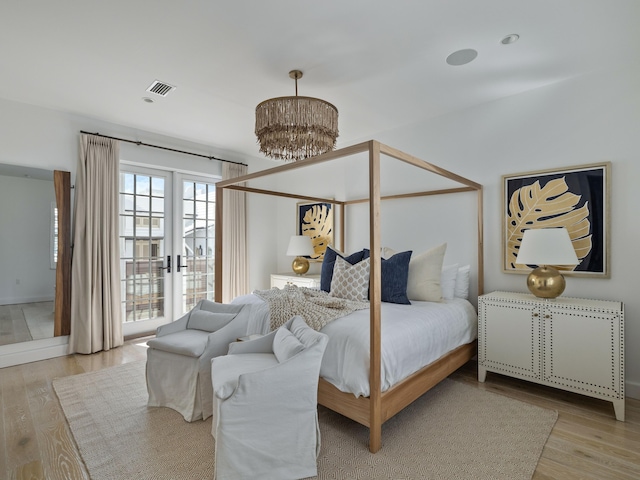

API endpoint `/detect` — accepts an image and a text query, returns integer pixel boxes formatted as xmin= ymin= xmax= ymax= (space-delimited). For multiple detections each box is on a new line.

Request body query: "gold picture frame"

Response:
xmin=296 ymin=201 xmax=334 ymax=262
xmin=502 ymin=162 xmax=610 ymax=277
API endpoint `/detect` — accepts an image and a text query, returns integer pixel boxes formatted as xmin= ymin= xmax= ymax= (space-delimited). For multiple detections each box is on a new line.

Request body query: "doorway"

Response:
xmin=119 ymin=166 xmax=219 ymax=337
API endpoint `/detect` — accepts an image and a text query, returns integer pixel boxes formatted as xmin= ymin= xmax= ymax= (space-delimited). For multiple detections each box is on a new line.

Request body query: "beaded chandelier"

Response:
xmin=255 ymin=70 xmax=338 ymax=161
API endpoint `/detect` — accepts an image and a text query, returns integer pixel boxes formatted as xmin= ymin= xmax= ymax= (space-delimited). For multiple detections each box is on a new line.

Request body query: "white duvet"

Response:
xmin=232 ymin=294 xmax=477 ymax=398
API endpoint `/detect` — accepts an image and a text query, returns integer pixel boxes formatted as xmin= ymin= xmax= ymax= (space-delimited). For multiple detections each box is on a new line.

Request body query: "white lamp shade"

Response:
xmin=286 ymin=235 xmax=313 ymax=256
xmin=515 ymin=228 xmax=579 ymax=266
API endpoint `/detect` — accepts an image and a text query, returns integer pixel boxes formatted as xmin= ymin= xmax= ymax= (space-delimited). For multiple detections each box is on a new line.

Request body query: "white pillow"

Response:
xmin=441 ymin=263 xmax=459 ymax=300
xmin=329 ymin=256 xmax=370 ymax=302
xmin=454 ymin=264 xmax=470 ymax=299
xmin=402 ymin=243 xmax=447 ymax=302
xmin=187 ymin=310 xmax=237 ymax=332
xmin=272 ymin=326 xmax=305 ymax=363
xmin=381 ymin=246 xmax=396 ymax=258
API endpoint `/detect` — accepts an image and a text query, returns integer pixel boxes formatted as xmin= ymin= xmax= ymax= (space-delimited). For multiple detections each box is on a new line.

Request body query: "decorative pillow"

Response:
xmin=187 ymin=310 xmax=237 ymax=332
xmin=289 ymin=316 xmax=319 ymax=348
xmin=381 ymin=246 xmax=396 ymax=259
xmin=441 ymin=263 xmax=459 ymax=300
xmin=198 ymin=301 xmax=244 ymax=314
xmin=379 ymin=251 xmax=412 ymax=304
xmin=455 ymin=264 xmax=471 ymax=299
xmin=405 ymin=243 xmax=447 ymax=302
xmin=272 ymin=326 xmax=305 ymax=363
xmin=329 ymin=256 xmax=370 ymax=301
xmin=320 ymin=246 xmax=368 ymax=292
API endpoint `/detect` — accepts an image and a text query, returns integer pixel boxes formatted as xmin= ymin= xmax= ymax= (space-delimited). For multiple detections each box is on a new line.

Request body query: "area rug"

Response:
xmin=53 ymin=361 xmax=557 ymax=480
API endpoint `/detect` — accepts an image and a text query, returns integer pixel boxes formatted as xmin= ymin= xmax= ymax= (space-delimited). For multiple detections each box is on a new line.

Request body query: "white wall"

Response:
xmin=0 ymin=175 xmax=56 ymax=304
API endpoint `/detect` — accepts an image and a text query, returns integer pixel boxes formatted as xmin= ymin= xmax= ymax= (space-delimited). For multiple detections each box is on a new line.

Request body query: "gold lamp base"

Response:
xmin=526 ymin=265 xmax=566 ymax=299
xmin=291 ymin=256 xmax=310 ymax=275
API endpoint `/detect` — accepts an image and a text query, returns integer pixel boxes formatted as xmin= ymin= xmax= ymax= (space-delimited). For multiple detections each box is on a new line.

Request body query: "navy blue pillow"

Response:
xmin=379 ymin=250 xmax=412 ymax=304
xmin=320 ymin=247 xmax=368 ymax=292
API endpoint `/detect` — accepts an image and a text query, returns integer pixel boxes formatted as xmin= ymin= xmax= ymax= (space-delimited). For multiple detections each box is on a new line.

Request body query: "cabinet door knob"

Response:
xmin=544 ymin=314 xmax=550 ymax=319
xmin=533 ymin=313 xmax=539 ymax=317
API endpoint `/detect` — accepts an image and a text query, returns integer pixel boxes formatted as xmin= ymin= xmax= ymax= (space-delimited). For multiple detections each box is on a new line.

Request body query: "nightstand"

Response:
xmin=270 ymin=273 xmax=321 ymax=289
xmin=478 ymin=291 xmax=624 ymax=421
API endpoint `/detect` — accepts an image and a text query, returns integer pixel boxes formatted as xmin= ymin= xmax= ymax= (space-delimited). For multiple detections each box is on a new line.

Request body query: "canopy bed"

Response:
xmin=214 ymin=140 xmax=484 ymax=452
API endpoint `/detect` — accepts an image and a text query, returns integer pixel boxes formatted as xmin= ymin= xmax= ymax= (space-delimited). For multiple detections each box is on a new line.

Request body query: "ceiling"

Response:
xmin=2 ymin=1 xmax=639 ymax=162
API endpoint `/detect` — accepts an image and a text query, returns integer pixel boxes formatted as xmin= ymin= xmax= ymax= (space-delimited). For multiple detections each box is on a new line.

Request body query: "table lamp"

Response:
xmin=515 ymin=227 xmax=579 ymax=299
xmin=286 ymin=235 xmax=313 ymax=275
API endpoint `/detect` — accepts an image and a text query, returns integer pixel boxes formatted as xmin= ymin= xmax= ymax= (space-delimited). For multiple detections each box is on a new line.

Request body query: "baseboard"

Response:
xmin=0 ymin=336 xmax=69 ymax=368
xmin=0 ymin=295 xmax=55 ymax=305
xmin=626 ymin=380 xmax=640 ymax=400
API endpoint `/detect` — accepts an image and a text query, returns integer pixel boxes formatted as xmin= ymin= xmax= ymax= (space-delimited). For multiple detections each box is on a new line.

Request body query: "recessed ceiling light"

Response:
xmin=142 ymin=97 xmax=154 ymax=103
xmin=446 ymin=49 xmax=478 ymax=66
xmin=501 ymin=34 xmax=520 ymax=45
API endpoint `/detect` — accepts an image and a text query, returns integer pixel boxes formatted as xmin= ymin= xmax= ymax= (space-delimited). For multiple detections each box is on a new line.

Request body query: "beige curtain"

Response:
xmin=69 ymin=134 xmax=123 ymax=354
xmin=221 ymin=162 xmax=249 ymax=303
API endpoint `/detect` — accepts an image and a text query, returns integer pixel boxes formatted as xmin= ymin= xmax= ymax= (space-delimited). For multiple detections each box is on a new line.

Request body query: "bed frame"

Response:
xmin=214 ymin=140 xmax=483 ymax=452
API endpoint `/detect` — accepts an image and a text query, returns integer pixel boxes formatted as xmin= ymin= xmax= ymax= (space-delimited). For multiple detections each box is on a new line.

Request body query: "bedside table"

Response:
xmin=478 ymin=291 xmax=625 ymax=421
xmin=270 ymin=273 xmax=321 ymax=289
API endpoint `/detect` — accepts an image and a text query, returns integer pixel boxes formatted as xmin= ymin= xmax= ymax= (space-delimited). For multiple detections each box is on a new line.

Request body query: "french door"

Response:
xmin=119 ymin=166 xmax=218 ymax=336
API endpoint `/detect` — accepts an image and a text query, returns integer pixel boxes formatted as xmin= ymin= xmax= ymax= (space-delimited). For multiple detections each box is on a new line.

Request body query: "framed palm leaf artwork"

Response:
xmin=503 ymin=162 xmax=610 ymax=277
xmin=297 ymin=201 xmax=334 ymax=262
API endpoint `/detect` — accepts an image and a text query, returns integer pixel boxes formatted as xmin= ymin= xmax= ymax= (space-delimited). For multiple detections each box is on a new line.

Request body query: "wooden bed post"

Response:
xmin=368 ymin=141 xmax=383 ymax=453
xmin=338 ymin=202 xmax=345 ymax=252
xmin=214 ymin=184 xmax=224 ymax=303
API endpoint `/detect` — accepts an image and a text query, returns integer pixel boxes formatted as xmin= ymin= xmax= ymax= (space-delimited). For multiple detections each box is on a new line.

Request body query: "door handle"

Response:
xmin=177 ymin=255 xmax=188 ymax=273
xmin=161 ymin=255 xmax=171 ymax=273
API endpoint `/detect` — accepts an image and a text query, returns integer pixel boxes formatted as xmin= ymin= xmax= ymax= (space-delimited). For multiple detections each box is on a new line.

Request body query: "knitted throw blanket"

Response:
xmin=253 ymin=284 xmax=370 ymax=331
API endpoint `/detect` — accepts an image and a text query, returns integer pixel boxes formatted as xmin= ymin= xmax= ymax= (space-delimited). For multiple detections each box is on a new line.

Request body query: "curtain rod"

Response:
xmin=80 ymin=131 xmax=247 ymax=167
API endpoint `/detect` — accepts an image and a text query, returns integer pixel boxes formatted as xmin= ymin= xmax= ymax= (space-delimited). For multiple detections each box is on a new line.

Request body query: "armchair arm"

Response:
xmin=230 ymin=345 xmax=325 ymax=403
xmin=155 ymin=313 xmax=190 ymax=337
xmin=197 ymin=304 xmax=254 ymax=370
xmin=228 ymin=329 xmax=277 ymax=355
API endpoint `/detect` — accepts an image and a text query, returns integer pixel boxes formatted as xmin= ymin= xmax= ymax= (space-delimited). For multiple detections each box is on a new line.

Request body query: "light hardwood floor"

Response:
xmin=1 ymin=338 xmax=639 ymax=479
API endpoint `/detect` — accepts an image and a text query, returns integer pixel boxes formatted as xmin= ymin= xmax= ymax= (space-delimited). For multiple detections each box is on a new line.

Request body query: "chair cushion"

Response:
xmin=272 ymin=327 xmax=305 ymax=363
xmin=212 ymin=353 xmax=279 ymax=400
xmin=187 ymin=310 xmax=237 ymax=332
xmin=147 ymin=330 xmax=210 ymax=357
xmin=198 ymin=300 xmax=245 ymax=315
xmin=289 ymin=316 xmax=321 ymax=349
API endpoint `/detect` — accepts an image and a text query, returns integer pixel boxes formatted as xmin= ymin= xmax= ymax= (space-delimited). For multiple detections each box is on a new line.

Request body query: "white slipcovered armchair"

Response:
xmin=211 ymin=316 xmax=328 ymax=480
xmin=146 ymin=299 xmax=253 ymax=422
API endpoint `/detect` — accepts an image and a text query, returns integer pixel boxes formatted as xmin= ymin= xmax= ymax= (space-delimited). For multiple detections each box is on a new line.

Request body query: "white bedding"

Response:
xmin=232 ymin=293 xmax=477 ymax=398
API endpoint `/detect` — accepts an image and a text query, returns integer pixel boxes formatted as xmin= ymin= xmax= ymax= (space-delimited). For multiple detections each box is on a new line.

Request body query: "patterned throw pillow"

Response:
xmin=320 ymin=246 xmax=368 ymax=292
xmin=329 ymin=256 xmax=370 ymax=302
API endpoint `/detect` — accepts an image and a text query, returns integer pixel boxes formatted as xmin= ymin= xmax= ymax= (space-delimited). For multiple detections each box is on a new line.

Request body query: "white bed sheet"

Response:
xmin=231 ymin=294 xmax=477 ymax=398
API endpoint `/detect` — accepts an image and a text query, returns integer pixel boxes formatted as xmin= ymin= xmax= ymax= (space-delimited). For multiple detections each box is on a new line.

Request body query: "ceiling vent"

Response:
xmin=146 ymin=80 xmax=176 ymax=97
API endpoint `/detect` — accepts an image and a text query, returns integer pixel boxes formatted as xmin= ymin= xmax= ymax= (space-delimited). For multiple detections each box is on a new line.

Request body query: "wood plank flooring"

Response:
xmin=1 ymin=338 xmax=638 ymax=479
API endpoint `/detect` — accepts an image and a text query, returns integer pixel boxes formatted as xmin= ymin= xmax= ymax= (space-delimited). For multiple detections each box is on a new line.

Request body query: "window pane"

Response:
xmin=136 ymin=175 xmax=150 ymax=194
xmin=121 ymin=173 xmax=134 ymax=194
xmin=151 ymin=177 xmax=164 ymax=197
xmin=151 ymin=197 xmax=164 ymax=214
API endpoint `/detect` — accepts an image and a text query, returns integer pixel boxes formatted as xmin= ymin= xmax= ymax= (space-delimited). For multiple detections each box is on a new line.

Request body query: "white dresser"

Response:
xmin=478 ymin=291 xmax=625 ymax=420
xmin=270 ymin=273 xmax=321 ymax=289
